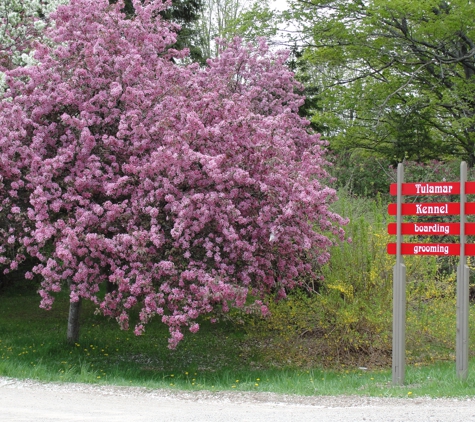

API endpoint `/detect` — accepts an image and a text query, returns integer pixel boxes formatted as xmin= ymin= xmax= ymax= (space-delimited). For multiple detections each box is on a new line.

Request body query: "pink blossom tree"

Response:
xmin=0 ymin=0 xmax=345 ymax=347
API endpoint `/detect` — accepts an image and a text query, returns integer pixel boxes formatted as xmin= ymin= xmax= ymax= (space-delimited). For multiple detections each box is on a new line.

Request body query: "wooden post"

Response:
xmin=392 ymin=163 xmax=406 ymax=385
xmin=456 ymin=161 xmax=469 ymax=380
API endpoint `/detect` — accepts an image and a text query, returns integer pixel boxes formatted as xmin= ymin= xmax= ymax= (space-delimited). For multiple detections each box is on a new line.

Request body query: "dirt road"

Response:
xmin=1 ymin=376 xmax=474 ymax=422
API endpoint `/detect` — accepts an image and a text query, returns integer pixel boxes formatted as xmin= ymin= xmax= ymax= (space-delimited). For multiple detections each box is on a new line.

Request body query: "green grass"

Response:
xmin=1 ymin=289 xmax=475 ymax=398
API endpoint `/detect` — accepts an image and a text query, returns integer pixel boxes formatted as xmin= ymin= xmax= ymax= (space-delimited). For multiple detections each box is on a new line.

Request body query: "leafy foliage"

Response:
xmin=289 ymin=0 xmax=475 ymax=164
xmin=328 ymin=154 xmax=472 ymax=198
xmin=194 ymin=0 xmax=277 ymax=59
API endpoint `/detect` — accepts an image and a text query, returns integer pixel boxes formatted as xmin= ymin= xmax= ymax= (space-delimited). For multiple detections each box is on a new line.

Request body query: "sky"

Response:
xmin=271 ymin=0 xmax=289 ymax=11
xmin=269 ymin=0 xmax=299 ymax=48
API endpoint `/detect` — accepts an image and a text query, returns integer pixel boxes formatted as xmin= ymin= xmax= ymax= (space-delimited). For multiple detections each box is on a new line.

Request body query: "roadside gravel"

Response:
xmin=1 ymin=376 xmax=474 ymax=421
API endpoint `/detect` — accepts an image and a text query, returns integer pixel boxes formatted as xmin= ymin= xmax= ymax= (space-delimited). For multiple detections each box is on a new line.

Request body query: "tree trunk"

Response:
xmin=106 ymin=280 xmax=116 ymax=294
xmin=67 ymin=283 xmax=82 ymax=344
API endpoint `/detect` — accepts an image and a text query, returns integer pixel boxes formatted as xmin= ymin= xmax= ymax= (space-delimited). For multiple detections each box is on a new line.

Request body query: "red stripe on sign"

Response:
xmin=387 ymin=222 xmax=460 ymax=235
xmin=388 ymin=202 xmax=475 ymax=215
xmin=390 ymin=182 xmax=460 ymax=196
xmin=388 ymin=243 xmax=475 ymax=255
xmin=390 ymin=181 xmax=475 ymax=196
xmin=387 ymin=222 xmax=475 ymax=235
xmin=387 ymin=243 xmax=460 ymax=255
xmin=388 ymin=203 xmax=460 ymax=215
xmin=466 ymin=223 xmax=475 ymax=235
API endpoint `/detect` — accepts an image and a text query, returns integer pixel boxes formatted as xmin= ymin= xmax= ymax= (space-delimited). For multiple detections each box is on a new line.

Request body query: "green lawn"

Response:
xmin=1 ymin=289 xmax=475 ymax=398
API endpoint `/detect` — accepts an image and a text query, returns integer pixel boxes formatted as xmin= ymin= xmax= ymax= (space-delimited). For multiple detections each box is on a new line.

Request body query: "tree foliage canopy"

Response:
xmin=0 ymin=0 xmax=344 ymax=347
xmin=289 ymin=0 xmax=475 ymax=164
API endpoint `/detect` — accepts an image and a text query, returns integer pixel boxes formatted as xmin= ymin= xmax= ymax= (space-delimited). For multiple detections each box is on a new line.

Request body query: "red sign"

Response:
xmin=389 ymin=182 xmax=475 ymax=196
xmin=387 ymin=243 xmax=475 ymax=256
xmin=388 ymin=222 xmax=475 ymax=235
xmin=388 ymin=202 xmax=475 ymax=216
xmin=388 ymin=222 xmax=456 ymax=235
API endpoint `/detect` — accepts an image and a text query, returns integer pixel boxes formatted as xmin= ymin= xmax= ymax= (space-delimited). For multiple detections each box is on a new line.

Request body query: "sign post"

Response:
xmin=392 ymin=163 xmax=406 ymax=386
xmin=388 ymin=162 xmax=471 ymax=383
xmin=457 ymin=162 xmax=469 ymax=380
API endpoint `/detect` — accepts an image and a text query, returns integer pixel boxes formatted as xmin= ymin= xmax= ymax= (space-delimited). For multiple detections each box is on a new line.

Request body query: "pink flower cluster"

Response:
xmin=0 ymin=0 xmax=346 ymax=348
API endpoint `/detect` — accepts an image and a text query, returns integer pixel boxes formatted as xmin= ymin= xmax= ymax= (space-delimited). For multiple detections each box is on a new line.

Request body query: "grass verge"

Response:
xmin=1 ymin=290 xmax=475 ymax=398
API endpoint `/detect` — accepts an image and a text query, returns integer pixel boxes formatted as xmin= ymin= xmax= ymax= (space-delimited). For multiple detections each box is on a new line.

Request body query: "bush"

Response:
xmin=328 ymin=151 xmax=393 ymax=198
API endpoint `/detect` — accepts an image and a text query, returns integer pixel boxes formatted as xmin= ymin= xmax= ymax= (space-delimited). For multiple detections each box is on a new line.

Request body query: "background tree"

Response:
xmin=287 ymin=0 xmax=475 ymax=164
xmin=0 ymin=0 xmax=68 ymax=72
xmin=117 ymin=0 xmax=205 ymax=61
xmin=0 ymin=0 xmax=345 ymax=346
xmin=162 ymin=0 xmax=204 ymax=61
xmin=196 ymin=0 xmax=277 ymax=59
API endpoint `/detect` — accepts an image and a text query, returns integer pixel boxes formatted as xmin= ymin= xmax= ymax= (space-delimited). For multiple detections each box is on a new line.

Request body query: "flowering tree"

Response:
xmin=0 ymin=0 xmax=67 ymax=72
xmin=0 ymin=0 xmax=345 ymax=347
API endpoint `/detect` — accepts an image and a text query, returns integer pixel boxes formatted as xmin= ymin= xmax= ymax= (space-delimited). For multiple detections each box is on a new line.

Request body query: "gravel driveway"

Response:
xmin=1 ymin=376 xmax=474 ymax=422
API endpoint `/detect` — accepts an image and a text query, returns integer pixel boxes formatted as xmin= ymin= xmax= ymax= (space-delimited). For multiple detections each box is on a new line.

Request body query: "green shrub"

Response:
xmin=328 ymin=151 xmax=393 ymax=198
